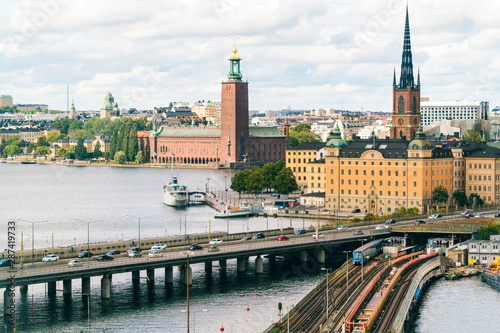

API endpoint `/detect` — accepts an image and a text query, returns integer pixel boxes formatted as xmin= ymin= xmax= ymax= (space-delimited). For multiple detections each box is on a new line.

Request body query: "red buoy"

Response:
xmin=220 ymin=327 xmax=224 ymax=332
xmin=254 ymin=293 xmax=258 ymax=296
xmin=246 ymin=307 xmax=250 ymax=311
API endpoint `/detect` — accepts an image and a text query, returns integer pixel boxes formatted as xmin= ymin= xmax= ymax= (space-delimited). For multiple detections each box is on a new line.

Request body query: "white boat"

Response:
xmin=163 ymin=176 xmax=189 ymax=207
xmin=214 ymin=202 xmax=263 ymax=219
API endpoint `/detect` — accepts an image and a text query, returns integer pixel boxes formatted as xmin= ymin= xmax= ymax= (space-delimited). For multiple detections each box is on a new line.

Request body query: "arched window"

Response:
xmin=398 ymin=96 xmax=405 ymax=114
xmin=412 ymin=96 xmax=417 ymax=114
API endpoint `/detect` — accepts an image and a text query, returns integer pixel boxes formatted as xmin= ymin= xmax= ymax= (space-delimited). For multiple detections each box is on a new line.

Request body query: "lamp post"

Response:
xmin=18 ymin=219 xmax=48 ymax=266
xmin=127 ymin=215 xmax=148 ymax=250
xmin=342 ymin=250 xmax=349 ymax=301
xmin=360 ymin=239 xmax=368 ymax=282
xmin=75 ymin=218 xmax=102 ymax=261
xmin=187 ymin=252 xmax=190 ymax=333
xmin=207 ymin=177 xmax=210 ymax=193
xmin=224 ymin=176 xmax=227 ymax=191
xmin=321 ymin=267 xmax=332 ymax=320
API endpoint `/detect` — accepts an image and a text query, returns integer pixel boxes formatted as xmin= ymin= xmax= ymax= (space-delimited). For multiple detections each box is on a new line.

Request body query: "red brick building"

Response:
xmin=146 ymin=47 xmax=289 ymax=168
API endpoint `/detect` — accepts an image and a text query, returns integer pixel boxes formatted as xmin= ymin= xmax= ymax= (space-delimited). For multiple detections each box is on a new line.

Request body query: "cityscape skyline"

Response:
xmin=0 ymin=0 xmax=498 ymax=112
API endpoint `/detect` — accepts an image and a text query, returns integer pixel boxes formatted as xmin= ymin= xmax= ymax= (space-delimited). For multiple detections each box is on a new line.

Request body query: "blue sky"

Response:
xmin=0 ymin=0 xmax=498 ymax=112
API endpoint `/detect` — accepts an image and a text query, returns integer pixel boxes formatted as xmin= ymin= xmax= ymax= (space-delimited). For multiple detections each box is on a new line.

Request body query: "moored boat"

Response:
xmin=214 ymin=202 xmax=263 ymax=218
xmin=482 ymin=268 xmax=500 ymax=288
xmin=163 ymin=176 xmax=188 ymax=207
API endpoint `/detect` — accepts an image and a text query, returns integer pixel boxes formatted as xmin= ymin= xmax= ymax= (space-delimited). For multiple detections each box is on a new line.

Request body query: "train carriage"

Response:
xmin=352 ymin=240 xmax=383 ymax=265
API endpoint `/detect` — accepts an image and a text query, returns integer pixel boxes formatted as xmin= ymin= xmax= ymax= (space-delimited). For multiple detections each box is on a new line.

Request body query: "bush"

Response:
xmin=353 ymin=218 xmax=361 ymax=223
xmin=114 ymin=151 xmax=126 ymax=164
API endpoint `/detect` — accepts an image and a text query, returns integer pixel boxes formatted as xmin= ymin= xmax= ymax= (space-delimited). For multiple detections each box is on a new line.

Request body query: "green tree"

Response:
xmin=109 ymin=129 xmax=118 ymax=159
xmin=36 ymin=136 xmax=49 ymax=147
xmin=114 ymin=151 xmax=126 ymax=164
xmin=57 ymin=148 xmax=67 ymax=157
xmin=477 ymin=223 xmax=500 ymax=240
xmin=230 ymin=169 xmax=251 ymax=197
xmin=3 ymin=144 xmax=22 ymax=156
xmin=5 ymin=137 xmax=23 ymax=147
xmin=468 ymin=193 xmax=484 ymax=207
xmin=273 ymin=167 xmax=298 ymax=194
xmin=261 ymin=160 xmax=285 ymax=192
xmin=293 ymin=123 xmax=311 ymax=132
xmin=93 ymin=141 xmax=102 ymax=159
xmin=74 ymin=138 xmax=87 ymax=160
xmin=46 ymin=130 xmax=61 ymax=142
xmin=135 ymin=151 xmax=144 ymax=164
xmin=452 ymin=190 xmax=468 ymax=207
xmin=70 ymin=129 xmax=94 ymax=140
xmin=128 ymin=128 xmax=139 ymax=161
xmin=432 ymin=185 xmax=449 ymax=204
xmin=463 ymin=129 xmax=482 ymax=142
xmin=27 ymin=142 xmax=36 ymax=154
xmin=247 ymin=167 xmax=265 ymax=194
xmin=288 ymin=130 xmax=321 ymax=148
xmin=35 ymin=146 xmax=49 ymax=155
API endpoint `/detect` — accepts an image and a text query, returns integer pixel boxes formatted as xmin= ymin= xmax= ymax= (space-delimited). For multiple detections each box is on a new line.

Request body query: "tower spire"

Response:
xmin=393 ymin=65 xmax=396 ymax=86
xmin=398 ymin=4 xmax=415 ymax=89
xmin=417 ymin=66 xmax=420 ymax=86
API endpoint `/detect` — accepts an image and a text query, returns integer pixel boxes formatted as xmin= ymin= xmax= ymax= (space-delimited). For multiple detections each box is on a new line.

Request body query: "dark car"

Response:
xmin=385 ymin=219 xmax=396 ymax=224
xmin=78 ymin=251 xmax=93 ymax=258
xmin=414 ymin=220 xmax=426 ymax=225
xmin=240 ymin=237 xmax=252 ymax=241
xmin=352 ymin=208 xmax=361 ymax=213
xmin=464 ymin=213 xmax=472 ymax=218
xmin=96 ymin=254 xmax=114 ymax=261
xmin=127 ymin=247 xmax=142 ymax=253
xmin=189 ymin=244 xmax=203 ymax=251
xmin=495 ymin=213 xmax=500 ymax=218
xmin=107 ymin=250 xmax=121 ymax=255
xmin=252 ymin=233 xmax=265 ymax=240
xmin=0 ymin=259 xmax=14 ymax=268
xmin=294 ymin=229 xmax=307 ymax=235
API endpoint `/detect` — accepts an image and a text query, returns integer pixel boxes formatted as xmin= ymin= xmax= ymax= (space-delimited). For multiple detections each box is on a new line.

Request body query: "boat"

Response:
xmin=214 ymin=202 xmax=263 ymax=219
xmin=21 ymin=161 xmax=37 ymax=164
xmin=482 ymin=268 xmax=500 ymax=289
xmin=163 ymin=176 xmax=189 ymax=207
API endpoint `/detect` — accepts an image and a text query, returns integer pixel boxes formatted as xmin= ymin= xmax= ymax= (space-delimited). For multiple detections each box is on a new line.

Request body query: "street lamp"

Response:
xmin=207 ymin=177 xmax=210 ymax=193
xmin=341 ymin=250 xmax=350 ymax=301
xmin=321 ymin=267 xmax=332 ymax=320
xmin=18 ymin=219 xmax=48 ymax=266
xmin=359 ymin=239 xmax=368 ymax=282
xmin=126 ymin=215 xmax=145 ymax=250
xmin=224 ymin=176 xmax=227 ymax=191
xmin=75 ymin=218 xmax=102 ymax=261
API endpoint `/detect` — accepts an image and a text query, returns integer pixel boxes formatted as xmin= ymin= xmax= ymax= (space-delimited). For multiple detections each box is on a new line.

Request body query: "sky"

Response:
xmin=0 ymin=0 xmax=499 ymax=112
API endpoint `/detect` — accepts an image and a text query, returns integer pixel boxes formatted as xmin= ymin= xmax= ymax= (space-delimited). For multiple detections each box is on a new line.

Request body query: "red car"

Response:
xmin=277 ymin=235 xmax=289 ymax=241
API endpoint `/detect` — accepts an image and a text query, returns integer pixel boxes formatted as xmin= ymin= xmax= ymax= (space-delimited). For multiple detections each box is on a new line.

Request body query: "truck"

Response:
xmin=274 ymin=200 xmax=289 ymax=208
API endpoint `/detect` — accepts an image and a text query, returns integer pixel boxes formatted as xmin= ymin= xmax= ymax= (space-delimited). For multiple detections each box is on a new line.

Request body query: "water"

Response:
xmin=410 ymin=276 xmax=500 ymax=333
xmin=0 ymin=163 xmax=329 ymax=332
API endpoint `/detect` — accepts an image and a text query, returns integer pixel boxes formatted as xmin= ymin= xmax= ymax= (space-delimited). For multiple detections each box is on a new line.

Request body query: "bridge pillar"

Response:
xmin=132 ymin=271 xmax=140 ymax=283
xmin=205 ymin=261 xmax=212 ymax=273
xmin=219 ymin=259 xmax=227 ymax=271
xmin=255 ymin=256 xmax=263 ymax=274
xmin=165 ymin=266 xmax=173 ymax=284
xmin=101 ymin=276 xmax=111 ymax=299
xmin=146 ymin=268 xmax=155 ymax=283
xmin=47 ymin=281 xmax=57 ymax=296
xmin=19 ymin=285 xmax=28 ymax=294
xmin=300 ymin=250 xmax=308 ymax=263
xmin=237 ymin=257 xmax=245 ymax=272
xmin=63 ymin=280 xmax=72 ymax=295
xmin=185 ymin=265 xmax=192 ymax=286
xmin=82 ymin=277 xmax=91 ymax=297
xmin=316 ymin=249 xmax=325 ymax=264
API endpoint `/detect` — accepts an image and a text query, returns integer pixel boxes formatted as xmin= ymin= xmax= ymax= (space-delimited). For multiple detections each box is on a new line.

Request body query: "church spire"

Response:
xmin=417 ymin=66 xmax=420 ymax=86
xmin=393 ymin=66 xmax=397 ymax=86
xmin=398 ymin=4 xmax=415 ymax=89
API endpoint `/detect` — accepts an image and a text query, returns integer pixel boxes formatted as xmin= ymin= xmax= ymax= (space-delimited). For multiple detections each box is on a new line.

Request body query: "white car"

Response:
xmin=128 ymin=251 xmax=142 ymax=258
xmin=312 ymin=233 xmax=324 ymax=239
xmin=337 ymin=225 xmax=347 ymax=231
xmin=42 ymin=254 xmax=59 ymax=262
xmin=151 ymin=243 xmax=167 ymax=250
xmin=148 ymin=251 xmax=163 ymax=257
xmin=68 ymin=259 xmax=82 ymax=267
xmin=209 ymin=239 xmax=223 ymax=244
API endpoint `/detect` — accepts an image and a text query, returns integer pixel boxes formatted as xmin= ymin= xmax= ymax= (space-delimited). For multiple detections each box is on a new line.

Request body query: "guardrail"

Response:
xmin=392 ymin=256 xmax=442 ymax=333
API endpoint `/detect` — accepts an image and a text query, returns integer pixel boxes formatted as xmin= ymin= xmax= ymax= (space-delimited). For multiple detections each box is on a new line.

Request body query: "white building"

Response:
xmin=420 ymin=100 xmax=489 ymax=126
xmin=357 ymin=125 xmax=391 ymax=139
xmin=251 ymin=117 xmax=277 ymax=127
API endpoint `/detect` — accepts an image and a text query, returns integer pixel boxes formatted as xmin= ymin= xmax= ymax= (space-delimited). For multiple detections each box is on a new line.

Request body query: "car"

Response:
xmin=337 ymin=225 xmax=348 ymax=231
xmin=240 ymin=237 xmax=252 ymax=241
xmin=353 ymin=229 xmax=363 ymax=235
xmin=107 ymin=250 xmax=121 ymax=256
xmin=207 ymin=246 xmax=220 ymax=252
xmin=78 ymin=251 xmax=93 ymax=258
xmin=475 ymin=214 xmax=485 ymax=218
xmin=252 ymin=233 xmax=265 ymax=240
xmin=150 ymin=243 xmax=167 ymax=250
xmin=42 ymin=254 xmax=59 ymax=262
xmin=414 ymin=220 xmax=426 ymax=225
xmin=209 ymin=239 xmax=223 ymax=244
xmin=464 ymin=213 xmax=472 ymax=218
xmin=97 ymin=254 xmax=114 ymax=261
xmin=148 ymin=251 xmax=163 ymax=257
xmin=461 ymin=211 xmax=471 ymax=216
xmin=127 ymin=247 xmax=142 ymax=253
xmin=0 ymin=259 xmax=14 ymax=268
xmin=385 ymin=219 xmax=396 ymax=224
xmin=271 ymin=193 xmax=281 ymax=197
xmin=428 ymin=214 xmax=442 ymax=219
xmin=189 ymin=244 xmax=203 ymax=251
xmin=312 ymin=233 xmax=324 ymax=239
xmin=128 ymin=251 xmax=142 ymax=257
xmin=68 ymin=259 xmax=82 ymax=267
xmin=294 ymin=229 xmax=306 ymax=235
xmin=495 ymin=213 xmax=500 ymax=218
xmin=375 ymin=225 xmax=389 ymax=230
xmin=277 ymin=235 xmax=289 ymax=241
xmin=352 ymin=208 xmax=361 ymax=213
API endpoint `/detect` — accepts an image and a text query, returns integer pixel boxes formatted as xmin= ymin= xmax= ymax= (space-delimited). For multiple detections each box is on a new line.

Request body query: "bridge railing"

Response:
xmin=392 ymin=256 xmax=442 ymax=333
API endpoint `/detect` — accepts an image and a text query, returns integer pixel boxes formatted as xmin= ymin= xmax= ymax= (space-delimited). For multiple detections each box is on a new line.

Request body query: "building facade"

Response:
xmin=100 ymin=92 xmax=120 ymax=118
xmin=420 ymin=100 xmax=489 ymax=126
xmin=0 ymin=95 xmax=13 ymax=107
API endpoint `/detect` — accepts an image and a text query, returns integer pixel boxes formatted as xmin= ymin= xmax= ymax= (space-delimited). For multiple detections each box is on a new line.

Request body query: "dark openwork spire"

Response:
xmin=393 ymin=66 xmax=397 ymax=86
xmin=417 ymin=66 xmax=420 ymax=86
xmin=398 ymin=5 xmax=415 ymax=89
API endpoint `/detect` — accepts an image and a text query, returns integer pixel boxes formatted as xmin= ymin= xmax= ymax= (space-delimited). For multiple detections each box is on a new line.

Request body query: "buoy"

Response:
xmin=220 ymin=326 xmax=224 ymax=332
xmin=254 ymin=293 xmax=258 ymax=296
xmin=246 ymin=306 xmax=250 ymax=311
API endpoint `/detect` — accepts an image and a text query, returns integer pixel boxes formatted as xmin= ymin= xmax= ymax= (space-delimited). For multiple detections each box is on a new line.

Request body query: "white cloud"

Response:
xmin=0 ymin=0 xmax=498 ymax=112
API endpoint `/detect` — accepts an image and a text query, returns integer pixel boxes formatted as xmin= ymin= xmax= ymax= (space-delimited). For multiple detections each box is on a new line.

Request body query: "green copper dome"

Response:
xmin=408 ymin=123 xmax=430 ymax=150
xmin=326 ymin=124 xmax=348 ymax=149
xmin=101 ymin=92 xmax=117 ymax=110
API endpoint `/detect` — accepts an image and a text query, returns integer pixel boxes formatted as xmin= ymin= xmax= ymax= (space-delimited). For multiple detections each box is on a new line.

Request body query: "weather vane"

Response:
xmin=230 ymin=37 xmax=240 ymax=59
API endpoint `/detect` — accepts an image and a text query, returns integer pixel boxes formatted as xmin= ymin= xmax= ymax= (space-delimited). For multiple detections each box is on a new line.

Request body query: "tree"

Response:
xmin=293 ymin=123 xmax=311 ymax=132
xmin=273 ymin=167 xmax=298 ymax=194
xmin=109 ymin=129 xmax=118 ymax=159
xmin=230 ymin=169 xmax=251 ymax=197
xmin=477 ymin=223 xmax=500 ymax=240
xmin=128 ymin=128 xmax=139 ymax=161
xmin=261 ymin=161 xmax=285 ymax=192
xmin=46 ymin=130 xmax=61 ymax=142
xmin=432 ymin=185 xmax=449 ymax=205
xmin=27 ymin=142 xmax=36 ymax=154
xmin=74 ymin=138 xmax=87 ymax=160
xmin=288 ymin=130 xmax=321 ymax=148
xmin=36 ymin=136 xmax=49 ymax=147
xmin=6 ymin=137 xmax=23 ymax=147
xmin=57 ymin=148 xmax=67 ymax=157
xmin=93 ymin=141 xmax=102 ymax=159
xmin=135 ymin=151 xmax=144 ymax=164
xmin=70 ymin=129 xmax=94 ymax=140
xmin=114 ymin=151 xmax=126 ymax=164
xmin=3 ymin=144 xmax=22 ymax=156
xmin=468 ymin=193 xmax=484 ymax=207
xmin=247 ymin=167 xmax=265 ymax=194
xmin=463 ymin=129 xmax=482 ymax=142
xmin=35 ymin=146 xmax=49 ymax=155
xmin=452 ymin=190 xmax=468 ymax=207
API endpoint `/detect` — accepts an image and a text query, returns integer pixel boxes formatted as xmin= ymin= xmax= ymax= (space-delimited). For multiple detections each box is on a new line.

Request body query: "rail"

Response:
xmin=392 ymin=256 xmax=442 ymax=333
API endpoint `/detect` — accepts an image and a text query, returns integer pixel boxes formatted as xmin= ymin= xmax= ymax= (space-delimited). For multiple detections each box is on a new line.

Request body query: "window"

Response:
xmin=388 ymin=181 xmax=391 ymax=186
xmin=395 ymin=181 xmax=398 ymax=186
xmin=379 ymin=180 xmax=383 ymax=186
xmin=341 ymin=179 xmax=344 ymax=185
xmin=348 ymin=170 xmax=351 ymax=175
xmin=363 ymin=170 xmax=366 ymax=175
xmin=403 ymin=171 xmax=406 ymax=176
xmin=413 ymin=171 xmax=417 ymax=177
xmin=379 ymin=170 xmax=382 ymax=176
xmin=355 ymin=170 xmax=358 ymax=175
xmin=341 ymin=170 xmax=344 ymax=175
xmin=413 ymin=181 xmax=417 ymax=187
xmin=388 ymin=171 xmax=391 ymax=176
xmin=371 ymin=170 xmax=374 ymax=176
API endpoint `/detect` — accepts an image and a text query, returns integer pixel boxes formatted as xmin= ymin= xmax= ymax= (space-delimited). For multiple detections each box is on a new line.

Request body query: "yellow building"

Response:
xmin=192 ymin=102 xmax=221 ymax=125
xmin=465 ymin=147 xmax=500 ymax=204
xmin=285 ymin=143 xmax=326 ymax=193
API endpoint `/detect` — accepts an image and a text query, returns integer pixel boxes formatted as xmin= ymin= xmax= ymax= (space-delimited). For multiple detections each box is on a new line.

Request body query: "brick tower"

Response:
xmin=390 ymin=5 xmax=421 ymax=140
xmin=220 ymin=44 xmax=249 ymax=164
